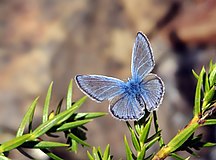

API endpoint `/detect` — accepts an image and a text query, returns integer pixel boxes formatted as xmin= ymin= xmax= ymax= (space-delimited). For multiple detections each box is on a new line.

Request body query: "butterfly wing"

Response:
xmin=140 ymin=74 xmax=165 ymax=112
xmin=131 ymin=32 xmax=155 ymax=80
xmin=75 ymin=75 xmax=125 ymax=102
xmin=109 ymin=93 xmax=145 ymax=121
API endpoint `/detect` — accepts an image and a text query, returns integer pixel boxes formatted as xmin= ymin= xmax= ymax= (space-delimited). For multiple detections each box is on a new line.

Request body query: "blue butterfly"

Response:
xmin=75 ymin=32 xmax=165 ymax=121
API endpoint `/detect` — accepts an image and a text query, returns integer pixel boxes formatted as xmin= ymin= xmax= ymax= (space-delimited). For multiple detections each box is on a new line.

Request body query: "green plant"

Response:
xmin=0 ymin=80 xmax=106 ymax=160
xmin=152 ymin=61 xmax=216 ymax=160
xmin=0 ymin=61 xmax=215 ymax=160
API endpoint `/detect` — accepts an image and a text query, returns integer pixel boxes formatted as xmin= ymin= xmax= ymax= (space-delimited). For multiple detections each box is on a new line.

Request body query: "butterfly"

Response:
xmin=75 ymin=32 xmax=165 ymax=121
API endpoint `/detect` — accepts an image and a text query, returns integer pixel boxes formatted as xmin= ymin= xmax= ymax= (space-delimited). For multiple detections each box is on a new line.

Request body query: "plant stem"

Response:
xmin=152 ymin=116 xmax=200 ymax=160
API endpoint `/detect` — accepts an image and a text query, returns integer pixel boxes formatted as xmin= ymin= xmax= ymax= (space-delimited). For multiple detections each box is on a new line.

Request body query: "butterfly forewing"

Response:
xmin=131 ymin=32 xmax=155 ymax=80
xmin=75 ymin=75 xmax=125 ymax=102
xmin=140 ymin=74 xmax=165 ymax=111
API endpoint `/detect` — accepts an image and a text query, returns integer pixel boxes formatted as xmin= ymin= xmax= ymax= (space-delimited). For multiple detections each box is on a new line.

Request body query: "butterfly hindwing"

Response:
xmin=140 ymin=74 xmax=165 ymax=112
xmin=109 ymin=93 xmax=145 ymax=120
xmin=131 ymin=32 xmax=155 ymax=80
xmin=75 ymin=75 xmax=125 ymax=102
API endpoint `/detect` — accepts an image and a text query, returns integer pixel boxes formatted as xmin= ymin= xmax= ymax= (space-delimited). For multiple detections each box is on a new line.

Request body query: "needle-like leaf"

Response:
xmin=203 ymin=119 xmax=216 ymax=126
xmin=203 ymin=86 xmax=215 ymax=110
xmin=124 ymin=135 xmax=133 ymax=160
xmin=192 ymin=69 xmax=199 ymax=80
xmin=66 ymin=80 xmax=73 ymax=109
xmin=168 ymin=123 xmax=199 ymax=152
xmin=56 ymin=119 xmax=92 ymax=132
xmin=209 ymin=63 xmax=216 ymax=87
xmin=43 ymin=82 xmax=53 ymax=123
xmin=41 ymin=148 xmax=64 ymax=160
xmin=0 ymin=134 xmax=31 ymax=153
xmin=140 ymin=116 xmax=152 ymax=143
xmin=74 ymin=112 xmax=107 ymax=120
xmin=16 ymin=97 xmax=39 ymax=137
xmin=194 ymin=67 xmax=205 ymax=116
xmin=68 ymin=133 xmax=90 ymax=147
xmin=103 ymin=144 xmax=110 ymax=160
xmin=22 ymin=141 xmax=69 ymax=149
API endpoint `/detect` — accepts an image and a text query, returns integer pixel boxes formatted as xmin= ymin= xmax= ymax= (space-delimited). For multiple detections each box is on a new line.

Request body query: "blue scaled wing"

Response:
xmin=75 ymin=75 xmax=125 ymax=102
xmin=131 ymin=32 xmax=155 ymax=80
xmin=109 ymin=93 xmax=145 ymax=121
xmin=140 ymin=74 xmax=165 ymax=112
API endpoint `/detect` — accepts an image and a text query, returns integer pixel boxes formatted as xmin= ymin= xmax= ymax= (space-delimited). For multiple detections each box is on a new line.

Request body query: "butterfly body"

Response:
xmin=75 ymin=32 xmax=165 ymax=121
xmin=125 ymin=77 xmax=142 ymax=95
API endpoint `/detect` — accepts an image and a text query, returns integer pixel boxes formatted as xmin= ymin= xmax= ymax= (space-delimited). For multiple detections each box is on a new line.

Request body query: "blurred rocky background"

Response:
xmin=0 ymin=0 xmax=215 ymax=159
